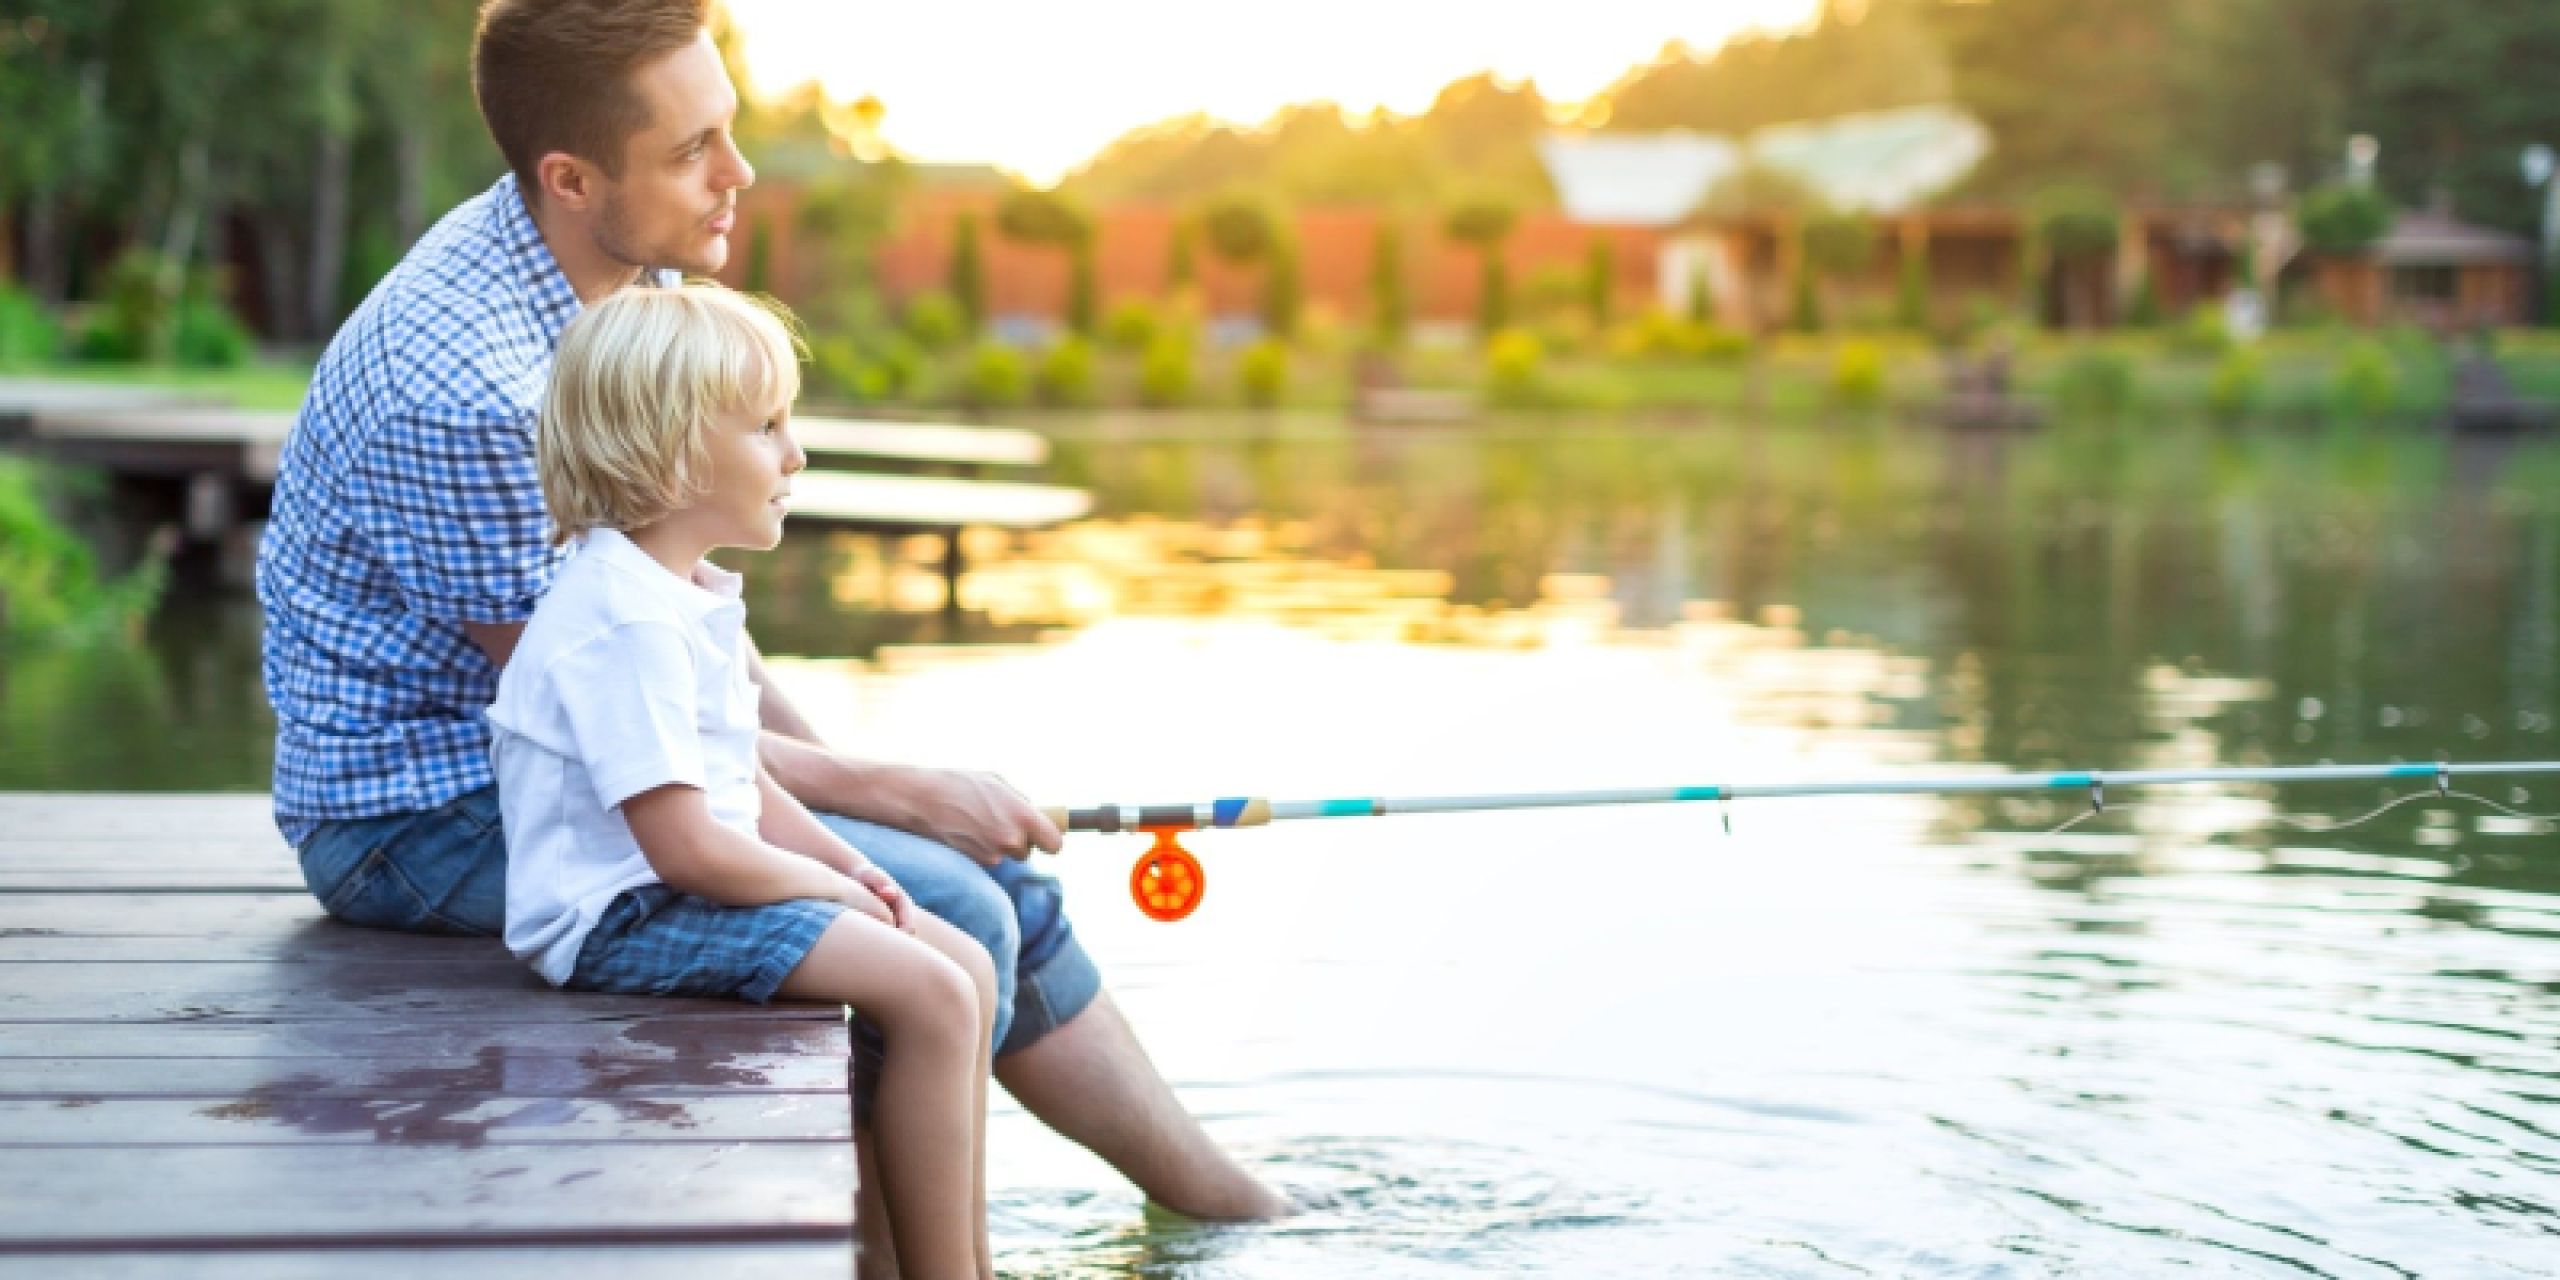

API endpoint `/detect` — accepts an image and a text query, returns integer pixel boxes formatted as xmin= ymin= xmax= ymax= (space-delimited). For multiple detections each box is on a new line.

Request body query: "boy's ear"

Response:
xmin=535 ymin=151 xmax=597 ymax=213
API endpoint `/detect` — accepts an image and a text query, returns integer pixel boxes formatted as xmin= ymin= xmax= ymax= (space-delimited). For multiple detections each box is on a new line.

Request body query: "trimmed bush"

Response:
xmin=1035 ymin=337 xmax=1096 ymax=407
xmin=1103 ymin=298 xmax=1159 ymax=352
xmin=2207 ymin=346 xmax=2264 ymax=423
xmin=1829 ymin=339 xmax=1886 ymax=411
xmin=2331 ymin=339 xmax=2400 ymax=420
xmin=2174 ymin=303 xmax=2233 ymax=356
xmin=1484 ymin=327 xmax=1543 ymax=408
xmin=904 ymin=290 xmax=969 ymax=351
xmin=962 ymin=342 xmax=1027 ymax=408
xmin=1138 ymin=333 xmax=1194 ymax=407
xmin=2054 ymin=344 xmax=2138 ymax=421
xmin=173 ymin=297 xmax=251 ymax=368
xmin=0 ymin=286 xmax=59 ymax=367
xmin=1237 ymin=338 xmax=1289 ymax=409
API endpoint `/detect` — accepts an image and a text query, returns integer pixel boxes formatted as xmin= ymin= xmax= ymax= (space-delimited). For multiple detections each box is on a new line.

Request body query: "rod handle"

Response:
xmin=1042 ymin=798 xmax=1273 ymax=834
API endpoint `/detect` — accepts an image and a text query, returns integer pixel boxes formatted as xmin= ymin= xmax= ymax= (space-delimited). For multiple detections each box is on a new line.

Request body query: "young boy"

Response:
xmin=487 ymin=284 xmax=997 ymax=1280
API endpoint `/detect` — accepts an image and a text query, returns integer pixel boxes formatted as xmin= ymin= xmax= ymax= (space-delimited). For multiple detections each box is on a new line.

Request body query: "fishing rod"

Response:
xmin=1042 ymin=759 xmax=2560 ymax=922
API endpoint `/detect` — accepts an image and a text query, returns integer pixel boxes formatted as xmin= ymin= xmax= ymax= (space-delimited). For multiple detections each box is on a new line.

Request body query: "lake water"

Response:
xmin=8 ymin=421 xmax=2560 ymax=1275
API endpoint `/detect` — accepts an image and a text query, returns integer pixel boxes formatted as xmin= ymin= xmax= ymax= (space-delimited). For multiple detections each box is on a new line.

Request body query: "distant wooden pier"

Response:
xmin=0 ymin=378 xmax=1092 ymax=601
xmin=0 ymin=792 xmax=859 ymax=1273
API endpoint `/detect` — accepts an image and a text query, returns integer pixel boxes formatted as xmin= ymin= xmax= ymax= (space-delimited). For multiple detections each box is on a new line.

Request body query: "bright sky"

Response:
xmin=723 ymin=0 xmax=1821 ymax=185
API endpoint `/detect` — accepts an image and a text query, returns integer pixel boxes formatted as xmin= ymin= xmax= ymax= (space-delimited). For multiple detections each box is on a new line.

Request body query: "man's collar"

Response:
xmin=495 ymin=173 xmax=585 ymax=339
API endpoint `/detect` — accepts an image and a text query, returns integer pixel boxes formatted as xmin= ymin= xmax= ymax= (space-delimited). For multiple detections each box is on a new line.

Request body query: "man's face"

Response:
xmin=591 ymin=33 xmax=754 ymax=276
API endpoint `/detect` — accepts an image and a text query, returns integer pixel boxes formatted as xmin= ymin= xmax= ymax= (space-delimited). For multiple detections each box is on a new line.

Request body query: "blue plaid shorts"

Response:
xmin=567 ymin=884 xmax=842 ymax=1004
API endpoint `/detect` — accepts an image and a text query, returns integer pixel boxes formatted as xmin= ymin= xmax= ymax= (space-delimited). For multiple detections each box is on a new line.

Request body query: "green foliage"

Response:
xmin=0 ymin=459 xmax=163 ymax=643
xmin=1686 ymin=266 xmax=1715 ymax=326
xmin=743 ymin=223 xmax=774 ymax=294
xmin=1138 ymin=333 xmax=1195 ymax=407
xmin=1585 ymin=238 xmax=1615 ymax=329
xmin=0 ymin=286 xmax=60 ymax=367
xmin=2330 ymin=339 xmax=2401 ymax=420
xmin=1601 ymin=0 xmax=1950 ymax=135
xmin=2032 ymin=187 xmax=2120 ymax=260
xmin=2207 ymin=346 xmax=2265 ymax=423
xmin=1830 ymin=339 xmax=1887 ymax=412
xmin=2176 ymin=303 xmax=2234 ymax=356
xmin=1201 ymin=199 xmax=1278 ymax=265
xmin=2297 ymin=183 xmax=2395 ymax=255
xmin=1104 ymin=298 xmax=1160 ymax=352
xmin=1035 ymin=337 xmax=1097 ymax=407
xmin=994 ymin=188 xmax=1092 ymax=248
xmin=949 ymin=215 xmax=987 ymax=334
xmin=1790 ymin=263 xmax=1822 ymax=333
xmin=173 ymin=295 xmax=252 ymax=368
xmin=1066 ymin=240 xmax=1098 ymax=336
xmin=904 ymin=290 xmax=970 ymax=352
xmin=1478 ymin=255 xmax=1512 ymax=337
xmin=962 ymin=342 xmax=1027 ymax=409
xmin=1237 ymin=338 xmax=1290 ymax=409
xmin=1444 ymin=201 xmax=1517 ymax=248
xmin=1615 ymin=309 xmax=1749 ymax=361
xmin=2124 ymin=269 xmax=2161 ymax=327
xmin=2054 ymin=344 xmax=2138 ymax=420
xmin=1261 ymin=235 xmax=1302 ymax=339
xmin=1895 ymin=249 xmax=1931 ymax=331
xmin=1802 ymin=213 xmax=1877 ymax=279
xmin=1693 ymin=164 xmax=1826 ymax=220
xmin=1370 ymin=222 xmax=1408 ymax=342
xmin=1484 ymin=327 xmax=1544 ymax=408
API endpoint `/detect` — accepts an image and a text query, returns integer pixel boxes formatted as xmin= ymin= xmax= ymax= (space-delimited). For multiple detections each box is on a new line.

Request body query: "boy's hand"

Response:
xmin=846 ymin=863 xmax=914 ymax=933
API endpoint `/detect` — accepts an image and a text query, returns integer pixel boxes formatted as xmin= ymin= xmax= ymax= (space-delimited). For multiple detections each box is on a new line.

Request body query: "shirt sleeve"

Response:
xmin=547 ymin=621 xmax=707 ymax=812
xmin=346 ymin=400 xmax=558 ymax=625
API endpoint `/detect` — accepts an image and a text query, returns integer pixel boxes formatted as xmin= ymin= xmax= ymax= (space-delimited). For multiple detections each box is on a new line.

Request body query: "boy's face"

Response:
xmin=691 ymin=398 xmax=806 ymax=552
xmin=590 ymin=33 xmax=754 ymax=277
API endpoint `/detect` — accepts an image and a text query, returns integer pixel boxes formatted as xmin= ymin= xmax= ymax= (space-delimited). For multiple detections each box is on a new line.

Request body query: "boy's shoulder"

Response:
xmin=513 ymin=537 xmax=732 ymax=686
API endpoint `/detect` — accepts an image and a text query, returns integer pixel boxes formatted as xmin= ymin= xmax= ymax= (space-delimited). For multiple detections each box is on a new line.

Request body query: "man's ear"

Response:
xmin=534 ymin=152 xmax=597 ymax=214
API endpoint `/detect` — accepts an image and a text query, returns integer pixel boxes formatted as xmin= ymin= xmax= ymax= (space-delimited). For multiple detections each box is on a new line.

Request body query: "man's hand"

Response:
xmin=905 ymin=768 xmax=1064 ymax=867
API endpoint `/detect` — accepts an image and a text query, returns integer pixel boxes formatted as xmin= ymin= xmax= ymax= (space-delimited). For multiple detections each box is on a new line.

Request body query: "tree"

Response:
xmin=1369 ymin=220 xmax=1408 ymax=342
xmin=1259 ymin=234 xmax=1301 ymax=340
xmin=1584 ymin=237 xmax=1615 ymax=328
xmin=2031 ymin=185 xmax=2121 ymax=326
xmin=949 ymin=213 xmax=986 ymax=335
xmin=1444 ymin=200 xmax=1516 ymax=337
xmin=994 ymin=187 xmax=1093 ymax=334
xmin=2296 ymin=182 xmax=2393 ymax=254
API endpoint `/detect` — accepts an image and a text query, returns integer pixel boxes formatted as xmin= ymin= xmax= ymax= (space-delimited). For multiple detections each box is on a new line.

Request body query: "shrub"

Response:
xmin=904 ymin=290 xmax=968 ymax=351
xmin=1237 ymin=338 xmax=1289 ymax=409
xmin=2207 ymin=346 xmax=2264 ymax=423
xmin=172 ymin=297 xmax=251 ymax=368
xmin=1830 ymin=339 xmax=1886 ymax=411
xmin=2331 ymin=339 xmax=2400 ymax=420
xmin=1484 ymin=327 xmax=1543 ymax=408
xmin=0 ymin=286 xmax=59 ymax=367
xmin=1103 ymin=298 xmax=1159 ymax=352
xmin=1138 ymin=333 xmax=1194 ymax=407
xmin=2175 ymin=303 xmax=2233 ymax=357
xmin=2298 ymin=183 xmax=2394 ymax=255
xmin=1612 ymin=309 xmax=1751 ymax=362
xmin=962 ymin=342 xmax=1027 ymax=408
xmin=1035 ymin=337 xmax=1096 ymax=407
xmin=2054 ymin=344 xmax=2138 ymax=421
xmin=1789 ymin=265 xmax=1822 ymax=333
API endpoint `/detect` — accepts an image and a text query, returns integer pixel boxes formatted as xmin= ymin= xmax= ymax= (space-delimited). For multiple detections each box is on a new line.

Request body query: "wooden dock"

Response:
xmin=0 ymin=378 xmax=1093 ymax=598
xmin=0 ymin=793 xmax=860 ymax=1274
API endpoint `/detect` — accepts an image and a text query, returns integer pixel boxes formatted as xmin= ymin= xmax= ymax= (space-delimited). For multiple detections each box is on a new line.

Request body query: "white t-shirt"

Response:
xmin=486 ymin=529 xmax=764 ymax=984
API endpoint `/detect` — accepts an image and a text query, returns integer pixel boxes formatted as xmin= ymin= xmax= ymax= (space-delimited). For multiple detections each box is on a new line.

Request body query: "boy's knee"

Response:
xmin=934 ymin=873 xmax=1022 ymax=975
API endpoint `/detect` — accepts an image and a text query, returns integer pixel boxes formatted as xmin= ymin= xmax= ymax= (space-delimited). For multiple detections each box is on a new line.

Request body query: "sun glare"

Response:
xmin=721 ymin=0 xmax=1821 ymax=184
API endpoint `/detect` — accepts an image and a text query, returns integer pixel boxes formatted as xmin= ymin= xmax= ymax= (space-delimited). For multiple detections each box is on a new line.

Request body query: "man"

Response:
xmin=254 ymin=0 xmax=1285 ymax=1241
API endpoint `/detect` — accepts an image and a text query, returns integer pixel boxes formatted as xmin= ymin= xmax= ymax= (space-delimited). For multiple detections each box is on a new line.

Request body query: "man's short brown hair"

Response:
xmin=473 ymin=0 xmax=712 ymax=195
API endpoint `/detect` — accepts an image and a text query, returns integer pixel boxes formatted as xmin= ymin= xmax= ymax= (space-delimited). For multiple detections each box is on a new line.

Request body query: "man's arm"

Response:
xmin=744 ymin=637 xmax=1062 ymax=865
xmin=463 ymin=620 xmax=525 ymax=670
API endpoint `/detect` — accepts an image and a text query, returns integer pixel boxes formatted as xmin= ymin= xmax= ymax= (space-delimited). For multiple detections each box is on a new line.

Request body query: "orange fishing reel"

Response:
xmin=1045 ymin=798 xmax=1272 ymax=923
xmin=1129 ymin=828 xmax=1205 ymax=922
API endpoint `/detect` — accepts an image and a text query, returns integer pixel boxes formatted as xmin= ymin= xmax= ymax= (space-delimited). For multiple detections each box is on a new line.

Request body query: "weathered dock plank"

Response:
xmin=0 ymin=794 xmax=859 ymax=1271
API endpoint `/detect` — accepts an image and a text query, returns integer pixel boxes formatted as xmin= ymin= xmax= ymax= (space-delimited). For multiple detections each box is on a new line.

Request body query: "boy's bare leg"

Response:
xmin=780 ymin=915 xmax=987 ymax=1280
xmin=996 ymin=991 xmax=1289 ymax=1220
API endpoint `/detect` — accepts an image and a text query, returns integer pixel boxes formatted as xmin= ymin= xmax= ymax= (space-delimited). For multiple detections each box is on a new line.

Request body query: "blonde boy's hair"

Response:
xmin=538 ymin=284 xmax=802 ymax=545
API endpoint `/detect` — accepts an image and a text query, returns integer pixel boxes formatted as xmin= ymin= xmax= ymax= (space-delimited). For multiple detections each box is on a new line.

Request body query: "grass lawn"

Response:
xmin=5 ymin=359 xmax=315 ymax=411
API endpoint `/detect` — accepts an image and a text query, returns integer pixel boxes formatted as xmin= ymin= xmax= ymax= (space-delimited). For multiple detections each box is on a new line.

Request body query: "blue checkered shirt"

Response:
xmin=257 ymin=173 xmax=671 ymax=843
